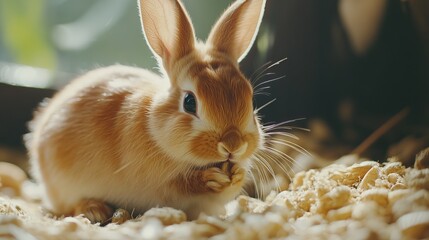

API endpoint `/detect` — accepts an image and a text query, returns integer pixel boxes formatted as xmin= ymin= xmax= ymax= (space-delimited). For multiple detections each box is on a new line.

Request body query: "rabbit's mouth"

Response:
xmin=195 ymin=160 xmax=234 ymax=171
xmin=214 ymin=160 xmax=230 ymax=168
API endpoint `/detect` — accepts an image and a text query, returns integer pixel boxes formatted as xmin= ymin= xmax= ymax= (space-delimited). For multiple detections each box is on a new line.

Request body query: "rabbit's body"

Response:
xmin=27 ymin=0 xmax=267 ymax=222
xmin=28 ymin=64 xmax=245 ymax=219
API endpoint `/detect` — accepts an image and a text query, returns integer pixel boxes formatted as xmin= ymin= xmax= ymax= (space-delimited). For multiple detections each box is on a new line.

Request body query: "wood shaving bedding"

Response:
xmin=1 ymin=155 xmax=429 ymax=239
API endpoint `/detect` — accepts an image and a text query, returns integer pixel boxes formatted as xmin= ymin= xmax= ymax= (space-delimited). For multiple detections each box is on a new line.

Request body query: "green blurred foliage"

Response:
xmin=0 ymin=0 xmax=57 ymax=70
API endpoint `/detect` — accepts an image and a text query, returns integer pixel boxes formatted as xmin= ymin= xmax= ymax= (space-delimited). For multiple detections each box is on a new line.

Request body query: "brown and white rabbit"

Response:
xmin=26 ymin=0 xmax=267 ymax=223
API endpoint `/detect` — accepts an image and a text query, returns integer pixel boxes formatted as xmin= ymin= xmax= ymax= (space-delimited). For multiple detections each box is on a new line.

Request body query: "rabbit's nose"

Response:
xmin=218 ymin=142 xmax=248 ymax=159
xmin=218 ymin=128 xmax=248 ymax=160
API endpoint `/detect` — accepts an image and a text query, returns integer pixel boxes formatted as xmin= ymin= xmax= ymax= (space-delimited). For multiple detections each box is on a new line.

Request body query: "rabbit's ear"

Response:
xmin=207 ymin=0 xmax=266 ymax=63
xmin=138 ymin=0 xmax=195 ymax=67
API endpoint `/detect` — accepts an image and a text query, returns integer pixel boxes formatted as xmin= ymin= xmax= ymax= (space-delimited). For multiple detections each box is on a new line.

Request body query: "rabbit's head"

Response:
xmin=139 ymin=0 xmax=266 ymax=167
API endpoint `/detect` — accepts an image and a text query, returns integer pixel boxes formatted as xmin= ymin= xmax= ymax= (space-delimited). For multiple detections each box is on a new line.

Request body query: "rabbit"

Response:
xmin=25 ymin=0 xmax=267 ymax=223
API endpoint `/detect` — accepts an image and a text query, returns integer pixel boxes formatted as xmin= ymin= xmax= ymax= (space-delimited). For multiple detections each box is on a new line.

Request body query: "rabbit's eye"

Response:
xmin=184 ymin=92 xmax=197 ymax=115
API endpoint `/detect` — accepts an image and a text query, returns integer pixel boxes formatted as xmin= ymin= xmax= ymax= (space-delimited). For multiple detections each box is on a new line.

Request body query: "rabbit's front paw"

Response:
xmin=203 ymin=161 xmax=245 ymax=192
xmin=230 ymin=163 xmax=245 ymax=185
xmin=203 ymin=166 xmax=231 ymax=193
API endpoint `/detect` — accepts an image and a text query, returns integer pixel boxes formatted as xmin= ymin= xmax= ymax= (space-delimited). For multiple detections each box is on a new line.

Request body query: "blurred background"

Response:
xmin=0 ymin=0 xmax=428 ymax=168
